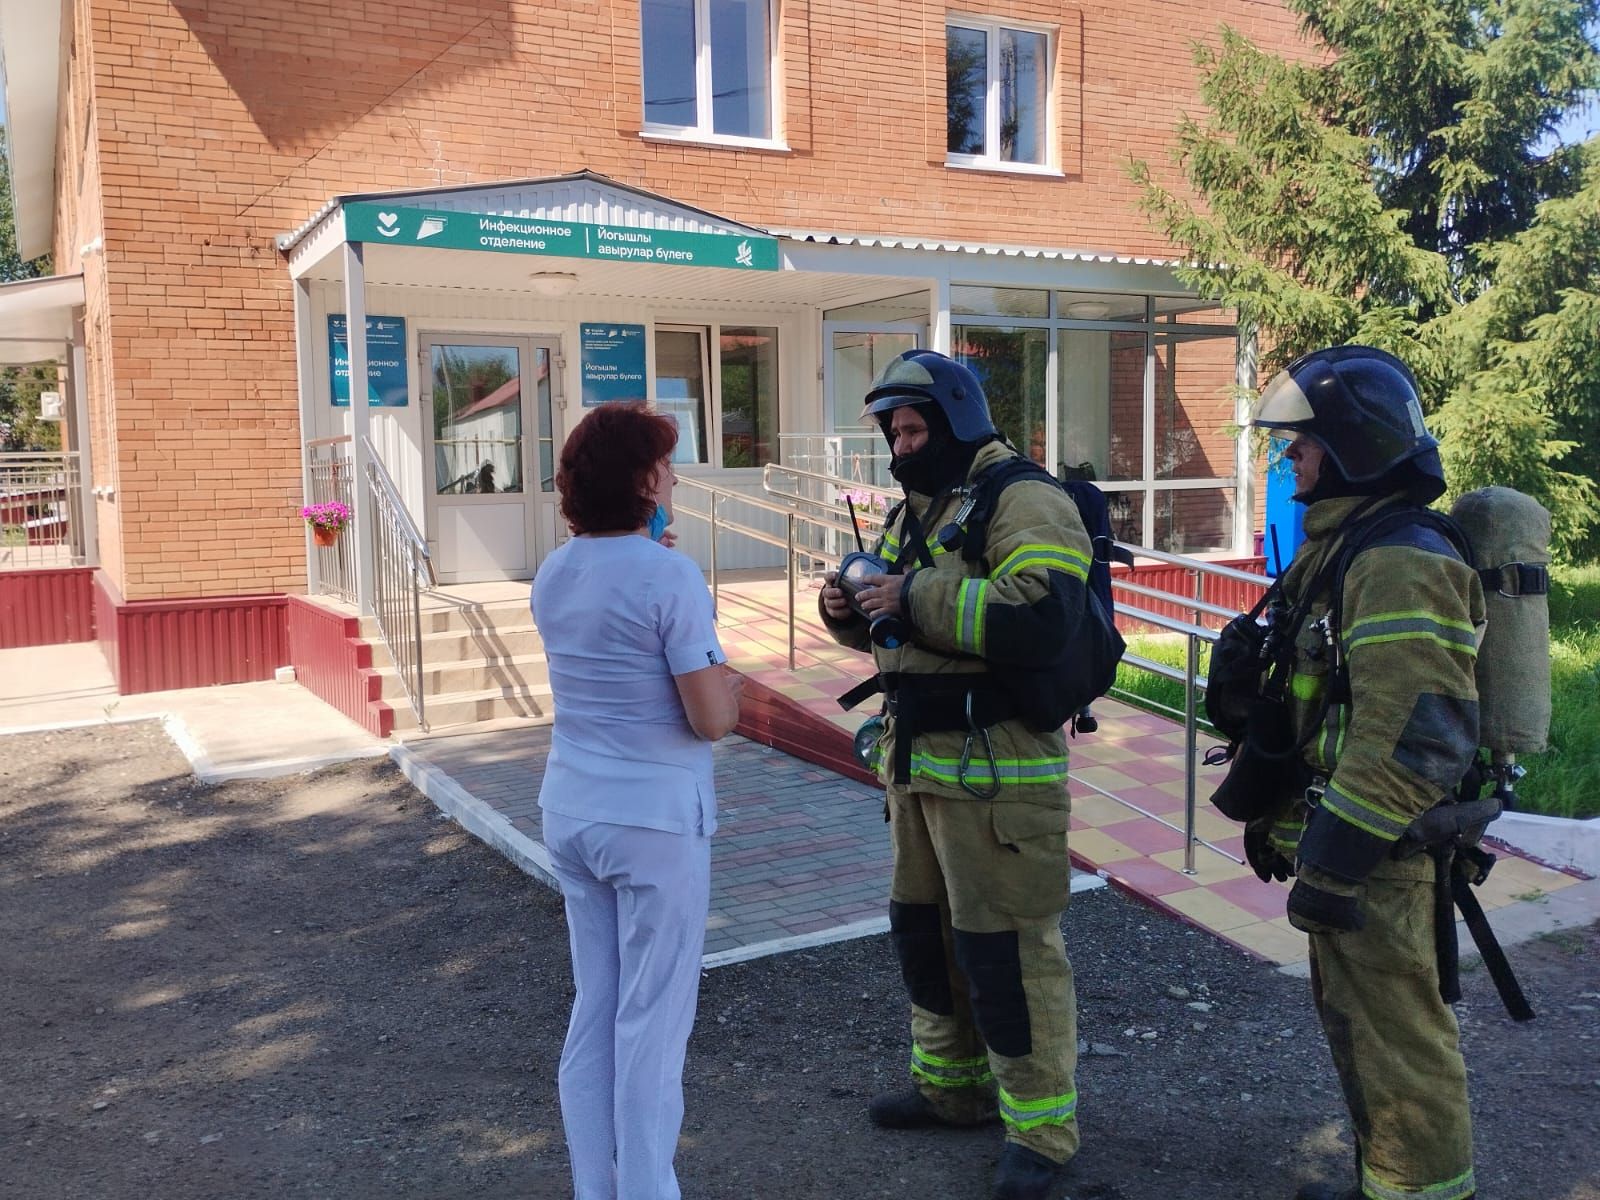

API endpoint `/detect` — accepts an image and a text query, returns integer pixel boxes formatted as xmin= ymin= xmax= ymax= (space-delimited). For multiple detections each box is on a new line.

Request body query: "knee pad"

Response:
xmin=888 ymin=901 xmax=953 ymax=1015
xmin=952 ymin=928 xmax=1031 ymax=1057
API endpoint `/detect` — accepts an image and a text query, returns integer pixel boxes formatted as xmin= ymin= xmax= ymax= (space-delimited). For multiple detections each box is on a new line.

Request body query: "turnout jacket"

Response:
xmin=1264 ymin=494 xmax=1487 ymax=883
xmin=824 ymin=439 xmax=1094 ymax=805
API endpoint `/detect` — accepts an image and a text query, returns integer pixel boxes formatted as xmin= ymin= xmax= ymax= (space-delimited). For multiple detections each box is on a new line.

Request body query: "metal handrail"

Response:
xmin=304 ymin=438 xmax=356 ymax=603
xmin=362 ymin=435 xmax=436 ymax=732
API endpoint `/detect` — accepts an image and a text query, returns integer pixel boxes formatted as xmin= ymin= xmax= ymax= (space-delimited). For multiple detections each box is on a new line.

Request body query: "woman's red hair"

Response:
xmin=556 ymin=403 xmax=678 ymax=534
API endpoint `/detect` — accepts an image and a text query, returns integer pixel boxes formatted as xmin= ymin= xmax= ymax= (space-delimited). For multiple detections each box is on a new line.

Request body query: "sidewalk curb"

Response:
xmin=390 ymin=743 xmax=559 ymax=891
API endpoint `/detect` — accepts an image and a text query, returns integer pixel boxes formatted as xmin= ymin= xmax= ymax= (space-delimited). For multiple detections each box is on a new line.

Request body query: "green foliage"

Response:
xmin=1517 ymin=564 xmax=1600 ymax=819
xmin=1132 ymin=0 xmax=1600 ymax=558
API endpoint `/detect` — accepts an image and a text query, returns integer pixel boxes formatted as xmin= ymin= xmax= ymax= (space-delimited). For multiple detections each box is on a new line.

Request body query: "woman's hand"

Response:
xmin=676 ymin=664 xmax=743 ymax=741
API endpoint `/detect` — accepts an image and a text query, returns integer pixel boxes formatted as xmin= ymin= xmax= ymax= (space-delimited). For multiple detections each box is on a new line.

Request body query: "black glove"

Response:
xmin=1244 ymin=821 xmax=1291 ymax=883
xmin=1286 ymin=866 xmax=1366 ymax=935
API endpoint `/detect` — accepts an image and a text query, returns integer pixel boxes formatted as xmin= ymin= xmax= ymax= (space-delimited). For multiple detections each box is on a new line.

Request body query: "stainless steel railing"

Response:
xmin=363 ymin=435 xmax=437 ymax=732
xmin=0 ymin=451 xmax=87 ymax=570
xmin=304 ymin=436 xmax=356 ymax=604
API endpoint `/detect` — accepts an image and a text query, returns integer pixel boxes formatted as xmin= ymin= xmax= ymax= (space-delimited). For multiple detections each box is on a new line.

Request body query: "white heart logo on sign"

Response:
xmin=377 ymin=211 xmax=400 ymax=238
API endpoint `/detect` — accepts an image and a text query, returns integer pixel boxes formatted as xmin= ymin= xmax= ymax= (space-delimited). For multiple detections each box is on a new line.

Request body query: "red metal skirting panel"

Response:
xmin=1113 ymin=556 xmax=1268 ymax=636
xmin=735 ymin=675 xmax=876 ymax=787
xmin=114 ymin=593 xmax=290 ymax=695
xmin=0 ymin=567 xmax=96 ymax=648
xmin=286 ymin=596 xmax=387 ymax=738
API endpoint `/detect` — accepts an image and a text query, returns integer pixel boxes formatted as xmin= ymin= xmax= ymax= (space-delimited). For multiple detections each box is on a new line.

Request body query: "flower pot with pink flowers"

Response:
xmin=301 ymin=501 xmax=351 ymax=548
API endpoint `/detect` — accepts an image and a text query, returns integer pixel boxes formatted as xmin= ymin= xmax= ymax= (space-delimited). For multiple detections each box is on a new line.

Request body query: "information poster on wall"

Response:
xmin=580 ymin=323 xmax=647 ymax=407
xmin=329 ymin=314 xmax=409 ymax=407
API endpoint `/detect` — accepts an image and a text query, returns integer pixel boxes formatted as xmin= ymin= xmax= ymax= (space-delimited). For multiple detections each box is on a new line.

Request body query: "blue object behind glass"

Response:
xmin=1263 ymin=447 xmax=1306 ymax=575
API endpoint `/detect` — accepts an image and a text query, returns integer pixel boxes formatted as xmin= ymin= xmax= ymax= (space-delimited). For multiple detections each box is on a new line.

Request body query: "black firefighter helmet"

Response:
xmin=1250 ymin=344 xmax=1445 ymax=502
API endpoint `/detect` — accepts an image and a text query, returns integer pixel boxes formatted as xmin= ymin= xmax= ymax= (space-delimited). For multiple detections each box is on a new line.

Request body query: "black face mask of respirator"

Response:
xmin=886 ymin=404 xmax=976 ymax=496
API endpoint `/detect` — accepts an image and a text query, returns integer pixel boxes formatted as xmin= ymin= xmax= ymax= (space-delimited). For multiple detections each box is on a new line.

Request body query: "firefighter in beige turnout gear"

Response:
xmin=821 ymin=350 xmax=1089 ymax=1200
xmin=1244 ymin=347 xmax=1485 ymax=1200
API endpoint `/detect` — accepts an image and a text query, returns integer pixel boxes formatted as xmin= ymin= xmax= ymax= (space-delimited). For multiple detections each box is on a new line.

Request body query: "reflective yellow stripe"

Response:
xmin=992 ymin=543 xmax=1090 ymax=584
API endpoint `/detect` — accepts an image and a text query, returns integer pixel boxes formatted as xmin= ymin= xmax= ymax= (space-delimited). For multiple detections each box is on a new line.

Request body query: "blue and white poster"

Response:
xmin=330 ymin=314 xmax=409 ymax=407
xmin=580 ymin=323 xmax=647 ymax=407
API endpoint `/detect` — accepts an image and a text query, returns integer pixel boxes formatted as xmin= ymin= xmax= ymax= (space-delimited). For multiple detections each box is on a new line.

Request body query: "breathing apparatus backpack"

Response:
xmin=838 ymin=454 xmax=1128 ymax=794
xmin=1205 ymin=486 xmax=1552 ymax=1019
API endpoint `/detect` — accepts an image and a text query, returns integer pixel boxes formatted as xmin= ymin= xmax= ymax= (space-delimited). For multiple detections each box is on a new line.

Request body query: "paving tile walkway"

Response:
xmin=396 ymin=574 xmax=1594 ymax=971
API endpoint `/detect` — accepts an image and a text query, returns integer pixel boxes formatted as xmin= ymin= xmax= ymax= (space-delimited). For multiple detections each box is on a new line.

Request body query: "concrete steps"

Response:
xmin=354 ymin=595 xmax=553 ymax=735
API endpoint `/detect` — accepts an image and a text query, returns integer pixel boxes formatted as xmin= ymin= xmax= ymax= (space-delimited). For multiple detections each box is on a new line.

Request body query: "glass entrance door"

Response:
xmin=422 ymin=335 xmax=562 ymax=582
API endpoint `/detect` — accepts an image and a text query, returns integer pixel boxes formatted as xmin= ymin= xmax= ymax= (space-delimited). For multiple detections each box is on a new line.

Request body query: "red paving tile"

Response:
xmin=1210 ymin=875 xmax=1293 ymax=920
xmin=1097 ymin=817 xmax=1189 ymax=856
xmin=1100 ymin=857 xmax=1199 ymax=897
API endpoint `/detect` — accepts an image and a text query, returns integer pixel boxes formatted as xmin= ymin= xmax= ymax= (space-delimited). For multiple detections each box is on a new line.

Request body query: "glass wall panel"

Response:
xmin=720 ymin=326 xmax=778 ymax=467
xmin=1055 ymin=291 xmax=1146 ymax=322
xmin=710 ymin=0 xmax=770 ymax=138
xmin=955 ymin=326 xmax=1048 ymax=463
xmin=1154 ymin=331 xmax=1236 ymax=480
xmin=1056 ymin=329 xmax=1144 ymax=482
xmin=1153 ymin=297 xmax=1232 ymax=326
xmin=655 ymin=328 xmax=710 ymax=464
xmin=999 ymin=28 xmax=1047 ymax=164
xmin=642 ymin=0 xmax=697 ymax=127
xmin=431 ymin=345 xmax=524 ymax=494
xmin=947 ymin=26 xmax=987 ymax=154
xmin=830 ymin=331 xmax=917 ymax=431
xmin=823 ymin=291 xmax=929 ymax=323
xmin=1103 ymin=488 xmax=1142 ymax=546
xmin=951 ymin=285 xmax=1049 ymax=318
xmin=1155 ymin=487 xmax=1234 ymax=554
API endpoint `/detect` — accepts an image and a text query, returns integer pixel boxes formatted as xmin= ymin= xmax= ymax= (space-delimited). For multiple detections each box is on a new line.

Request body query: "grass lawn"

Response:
xmin=1112 ymin=562 xmax=1600 ymax=821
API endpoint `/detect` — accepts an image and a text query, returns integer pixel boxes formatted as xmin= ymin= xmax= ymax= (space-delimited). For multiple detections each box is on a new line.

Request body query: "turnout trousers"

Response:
xmin=1309 ymin=870 xmax=1475 ymax=1200
xmin=544 ymin=811 xmax=712 ymax=1200
xmin=886 ymin=788 xmax=1080 ymax=1163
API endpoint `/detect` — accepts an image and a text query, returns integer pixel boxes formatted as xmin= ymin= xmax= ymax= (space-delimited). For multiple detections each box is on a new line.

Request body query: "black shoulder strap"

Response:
xmin=960 ymin=456 xmax=1057 ymax=565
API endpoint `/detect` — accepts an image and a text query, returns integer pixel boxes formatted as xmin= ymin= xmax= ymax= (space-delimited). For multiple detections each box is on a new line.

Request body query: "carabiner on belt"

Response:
xmin=958 ymin=689 xmax=1001 ymax=800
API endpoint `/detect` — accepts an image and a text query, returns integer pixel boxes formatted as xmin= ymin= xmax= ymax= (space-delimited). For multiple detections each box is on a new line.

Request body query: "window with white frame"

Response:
xmin=946 ymin=17 xmax=1052 ymax=169
xmin=641 ymin=0 xmax=775 ymax=142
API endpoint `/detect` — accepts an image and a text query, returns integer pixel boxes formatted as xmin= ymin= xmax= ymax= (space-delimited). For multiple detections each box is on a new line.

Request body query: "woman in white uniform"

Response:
xmin=532 ymin=401 xmax=743 ymax=1200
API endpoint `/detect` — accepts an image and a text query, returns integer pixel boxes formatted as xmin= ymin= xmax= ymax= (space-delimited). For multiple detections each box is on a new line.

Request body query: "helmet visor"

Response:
xmin=1251 ymin=369 xmax=1314 ymax=432
xmin=870 ymin=357 xmax=938 ymax=393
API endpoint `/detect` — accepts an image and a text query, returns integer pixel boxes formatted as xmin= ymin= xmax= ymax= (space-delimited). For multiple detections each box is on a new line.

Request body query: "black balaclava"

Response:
xmin=885 ymin=401 xmax=982 ymax=496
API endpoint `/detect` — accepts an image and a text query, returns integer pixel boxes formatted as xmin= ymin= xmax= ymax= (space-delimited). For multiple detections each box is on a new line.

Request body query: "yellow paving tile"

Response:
xmin=1228 ymin=919 xmax=1310 ymax=965
xmin=1067 ymin=827 xmax=1142 ymax=864
xmin=1069 ymin=791 xmax=1142 ymax=828
xmin=1078 ymin=744 xmax=1138 ymax=764
xmin=1158 ymin=888 xmax=1261 ymax=933
xmin=769 ymin=683 xmax=825 ymax=701
xmin=1151 ymin=846 xmax=1254 ymax=885
xmin=1191 ymin=809 xmax=1243 ymax=842
xmin=1071 ymin=765 xmax=1143 ymax=793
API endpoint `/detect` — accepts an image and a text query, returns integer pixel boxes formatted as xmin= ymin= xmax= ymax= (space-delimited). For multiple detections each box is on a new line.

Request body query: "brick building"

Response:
xmin=0 ymin=0 xmax=1301 ymax=691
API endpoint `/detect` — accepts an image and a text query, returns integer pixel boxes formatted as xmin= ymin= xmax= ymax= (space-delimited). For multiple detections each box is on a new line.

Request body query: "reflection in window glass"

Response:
xmin=947 ymin=26 xmax=987 ymax=155
xmin=710 ymin=0 xmax=770 ymax=138
xmin=999 ymin=28 xmax=1047 ymax=164
xmin=535 ymin=348 xmax=555 ymax=492
xmin=823 ymin=291 xmax=929 ymax=323
xmin=951 ymin=285 xmax=1048 ymax=318
xmin=432 ymin=345 xmax=524 ymax=495
xmin=642 ymin=0 xmax=697 ymax=128
xmin=1153 ymin=297 xmax=1233 ymax=325
xmin=655 ymin=329 xmax=710 ymax=464
xmin=1055 ymin=329 xmax=1144 ymax=482
xmin=831 ymin=331 xmax=917 ymax=431
xmin=1154 ymin=332 xmax=1236 ymax=480
xmin=955 ymin=326 xmax=1048 ymax=464
xmin=1155 ymin=488 xmax=1234 ymax=554
xmin=720 ymin=327 xmax=778 ymax=467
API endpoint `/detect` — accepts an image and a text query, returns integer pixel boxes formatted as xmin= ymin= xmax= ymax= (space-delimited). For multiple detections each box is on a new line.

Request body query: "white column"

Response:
xmin=292 ymin=276 xmax=319 ymax=594
xmin=930 ymin=275 xmax=952 ymax=353
xmin=344 ymin=241 xmax=374 ymax=613
xmin=1234 ymin=322 xmax=1258 ymax=558
xmin=70 ymin=316 xmax=99 ymax=568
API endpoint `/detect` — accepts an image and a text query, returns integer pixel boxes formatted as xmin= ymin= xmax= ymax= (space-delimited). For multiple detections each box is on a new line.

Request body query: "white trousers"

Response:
xmin=544 ymin=811 xmax=711 ymax=1200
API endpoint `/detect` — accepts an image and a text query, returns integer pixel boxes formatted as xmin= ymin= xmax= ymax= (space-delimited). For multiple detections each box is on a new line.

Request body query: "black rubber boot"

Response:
xmin=990 ymin=1143 xmax=1064 ymax=1200
xmin=867 ymin=1088 xmax=992 ymax=1129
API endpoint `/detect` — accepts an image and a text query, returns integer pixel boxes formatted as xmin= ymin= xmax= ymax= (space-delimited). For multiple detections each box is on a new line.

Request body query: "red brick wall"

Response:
xmin=64 ymin=0 xmax=1305 ymax=600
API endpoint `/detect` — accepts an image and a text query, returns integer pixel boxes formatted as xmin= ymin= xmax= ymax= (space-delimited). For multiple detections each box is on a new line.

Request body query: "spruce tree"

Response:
xmin=1134 ymin=0 xmax=1600 ymax=556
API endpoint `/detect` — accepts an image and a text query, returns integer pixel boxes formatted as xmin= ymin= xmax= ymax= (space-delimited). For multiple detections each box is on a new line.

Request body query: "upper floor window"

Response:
xmin=642 ymin=0 xmax=774 ymax=143
xmin=946 ymin=17 xmax=1052 ymax=171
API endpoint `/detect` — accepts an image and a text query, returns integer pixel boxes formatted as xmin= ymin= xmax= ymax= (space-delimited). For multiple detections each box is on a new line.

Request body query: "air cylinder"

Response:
xmin=1449 ymin=487 xmax=1552 ymax=755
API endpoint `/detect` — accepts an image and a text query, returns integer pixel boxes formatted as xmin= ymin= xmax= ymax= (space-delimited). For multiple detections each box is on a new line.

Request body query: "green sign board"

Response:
xmin=343 ymin=202 xmax=780 ymax=272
